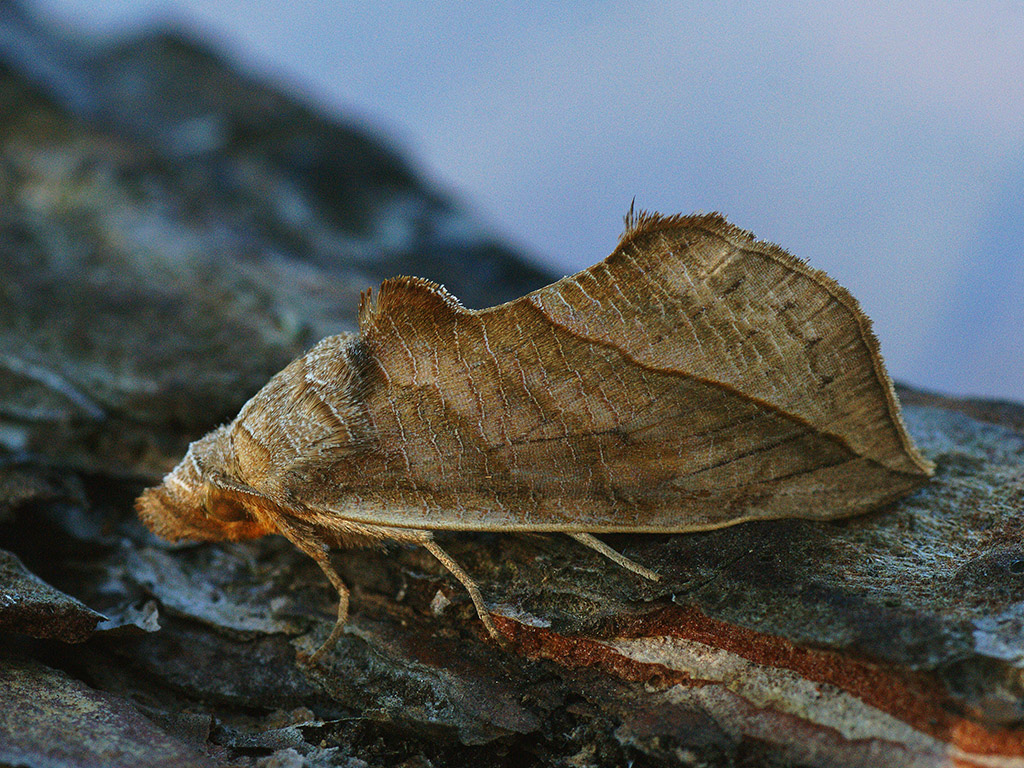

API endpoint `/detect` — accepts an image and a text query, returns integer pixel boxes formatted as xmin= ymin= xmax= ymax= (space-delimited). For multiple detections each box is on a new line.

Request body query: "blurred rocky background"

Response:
xmin=26 ymin=0 xmax=1024 ymax=406
xmin=2 ymin=3 xmax=1024 ymax=767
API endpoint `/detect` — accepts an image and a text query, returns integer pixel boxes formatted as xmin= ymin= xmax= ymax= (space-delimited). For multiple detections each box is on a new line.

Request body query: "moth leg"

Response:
xmin=568 ymin=532 xmax=661 ymax=582
xmin=276 ymin=524 xmax=351 ymax=663
xmin=421 ymin=537 xmax=502 ymax=641
xmin=306 ymin=549 xmax=351 ymax=664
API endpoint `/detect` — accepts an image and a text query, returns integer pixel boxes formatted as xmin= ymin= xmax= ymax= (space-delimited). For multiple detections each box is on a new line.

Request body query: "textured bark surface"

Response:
xmin=2 ymin=6 xmax=1023 ymax=768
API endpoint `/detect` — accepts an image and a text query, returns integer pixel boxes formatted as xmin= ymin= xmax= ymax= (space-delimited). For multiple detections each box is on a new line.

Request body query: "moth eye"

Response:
xmin=201 ymin=482 xmax=250 ymax=523
xmin=203 ymin=494 xmax=250 ymax=523
xmin=214 ymin=502 xmax=250 ymax=523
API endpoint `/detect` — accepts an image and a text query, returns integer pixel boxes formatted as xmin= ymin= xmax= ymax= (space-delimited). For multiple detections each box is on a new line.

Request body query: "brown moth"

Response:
xmin=136 ymin=211 xmax=934 ymax=662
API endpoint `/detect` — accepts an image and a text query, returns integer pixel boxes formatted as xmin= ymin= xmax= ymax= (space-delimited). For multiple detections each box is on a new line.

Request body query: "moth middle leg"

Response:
xmin=420 ymin=532 xmax=656 ymax=641
xmin=420 ymin=536 xmax=501 ymax=642
xmin=285 ymin=520 xmax=502 ymax=658
xmin=422 ymin=533 xmax=657 ymax=640
xmin=351 ymin=525 xmax=502 ymax=643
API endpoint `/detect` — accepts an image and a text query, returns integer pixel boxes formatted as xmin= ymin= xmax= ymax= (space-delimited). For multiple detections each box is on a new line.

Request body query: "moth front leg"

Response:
xmin=281 ymin=519 xmax=504 ymax=660
xmin=305 ymin=549 xmax=351 ymax=664
xmin=274 ymin=520 xmax=352 ymax=663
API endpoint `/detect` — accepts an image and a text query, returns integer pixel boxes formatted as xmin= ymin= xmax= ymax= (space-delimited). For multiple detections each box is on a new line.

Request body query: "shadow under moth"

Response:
xmin=136 ymin=211 xmax=934 ymax=662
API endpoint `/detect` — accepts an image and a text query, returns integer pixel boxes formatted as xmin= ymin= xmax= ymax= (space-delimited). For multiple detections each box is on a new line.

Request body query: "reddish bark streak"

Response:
xmin=496 ymin=607 xmax=1024 ymax=759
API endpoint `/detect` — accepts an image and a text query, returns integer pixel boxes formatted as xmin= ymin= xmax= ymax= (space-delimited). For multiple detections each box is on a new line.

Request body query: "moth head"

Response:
xmin=135 ymin=426 xmax=273 ymax=543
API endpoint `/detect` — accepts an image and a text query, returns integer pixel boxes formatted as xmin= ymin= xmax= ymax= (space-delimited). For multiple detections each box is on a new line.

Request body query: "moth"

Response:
xmin=137 ymin=211 xmax=934 ymax=662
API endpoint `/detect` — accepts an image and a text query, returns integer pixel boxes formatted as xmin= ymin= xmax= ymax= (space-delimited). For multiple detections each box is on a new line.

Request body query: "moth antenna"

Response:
xmin=357 ymin=286 xmax=372 ymax=321
xmin=569 ymin=532 xmax=661 ymax=582
xmin=421 ymin=537 xmax=502 ymax=642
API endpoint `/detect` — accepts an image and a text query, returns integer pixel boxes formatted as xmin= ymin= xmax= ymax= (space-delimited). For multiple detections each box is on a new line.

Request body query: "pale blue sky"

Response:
xmin=34 ymin=1 xmax=1024 ymax=401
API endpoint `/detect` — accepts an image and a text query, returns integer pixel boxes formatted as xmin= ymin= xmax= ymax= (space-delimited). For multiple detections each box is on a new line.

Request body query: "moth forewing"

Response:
xmin=137 ymin=211 xmax=933 ymax=662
